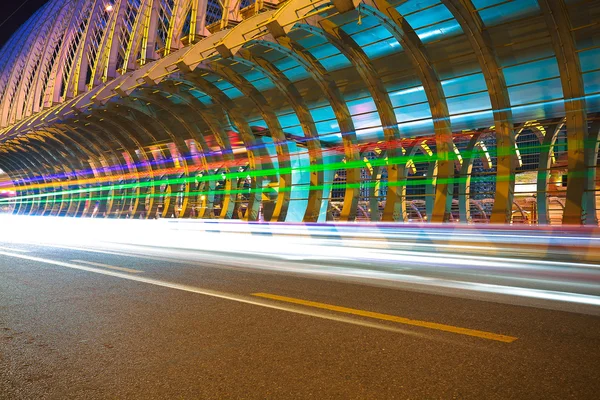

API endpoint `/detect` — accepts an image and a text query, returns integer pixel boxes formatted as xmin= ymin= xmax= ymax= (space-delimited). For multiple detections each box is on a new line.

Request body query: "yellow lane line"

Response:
xmin=252 ymin=292 xmax=518 ymax=343
xmin=70 ymin=260 xmax=143 ymax=274
xmin=0 ymin=250 xmax=439 ymax=337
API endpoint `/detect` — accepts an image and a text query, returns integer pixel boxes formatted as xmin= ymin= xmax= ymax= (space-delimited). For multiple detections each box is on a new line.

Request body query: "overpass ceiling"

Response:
xmin=0 ymin=0 xmax=596 ymax=140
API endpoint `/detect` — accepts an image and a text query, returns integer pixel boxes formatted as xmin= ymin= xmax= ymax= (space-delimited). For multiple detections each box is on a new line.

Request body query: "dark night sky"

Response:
xmin=0 ymin=0 xmax=51 ymax=48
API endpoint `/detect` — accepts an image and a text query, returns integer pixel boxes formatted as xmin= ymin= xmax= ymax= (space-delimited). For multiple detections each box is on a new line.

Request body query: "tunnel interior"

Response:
xmin=0 ymin=0 xmax=599 ymax=225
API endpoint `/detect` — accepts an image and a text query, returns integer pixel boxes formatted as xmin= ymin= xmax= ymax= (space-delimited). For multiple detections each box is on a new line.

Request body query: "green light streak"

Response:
xmin=2 ymin=152 xmax=480 ymax=204
xmin=3 ymin=143 xmax=533 ymax=207
xmin=4 ymin=174 xmax=506 ymax=207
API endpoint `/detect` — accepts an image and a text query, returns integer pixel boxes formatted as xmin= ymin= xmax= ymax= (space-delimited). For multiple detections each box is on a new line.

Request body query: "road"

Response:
xmin=1 ymin=221 xmax=600 ymax=398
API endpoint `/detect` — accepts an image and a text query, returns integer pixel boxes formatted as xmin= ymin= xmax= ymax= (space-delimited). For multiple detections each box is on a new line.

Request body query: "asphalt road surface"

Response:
xmin=1 ymin=237 xmax=600 ymax=399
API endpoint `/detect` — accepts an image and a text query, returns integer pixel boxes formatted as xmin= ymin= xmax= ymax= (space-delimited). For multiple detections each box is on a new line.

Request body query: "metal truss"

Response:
xmin=0 ymin=0 xmax=599 ymax=225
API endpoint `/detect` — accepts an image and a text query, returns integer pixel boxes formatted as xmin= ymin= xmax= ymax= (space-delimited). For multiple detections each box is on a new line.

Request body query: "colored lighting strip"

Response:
xmin=2 ymin=172 xmax=509 ymax=207
xmin=0 ymin=131 xmax=489 ymax=187
xmin=0 ymin=149 xmax=503 ymax=205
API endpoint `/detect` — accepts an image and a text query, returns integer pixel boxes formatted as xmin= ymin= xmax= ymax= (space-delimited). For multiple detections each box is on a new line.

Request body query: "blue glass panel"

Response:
xmin=447 ymin=92 xmax=492 ymax=115
xmin=168 ymin=95 xmax=185 ymax=105
xmin=384 ymin=77 xmax=422 ymax=94
xmin=249 ymin=77 xmax=275 ymax=91
xmin=279 ymin=65 xmax=310 ymax=82
xmin=242 ymin=68 xmax=264 ymax=82
xmin=449 ymin=110 xmax=494 ymax=131
xmin=311 ymin=105 xmax=341 ymax=137
xmin=306 ymin=43 xmax=339 ymax=60
xmin=283 ymin=125 xmax=304 ymax=136
xmin=341 ymin=15 xmax=380 ymax=35
xmin=314 ymin=119 xmax=340 ymax=135
xmin=344 ymin=88 xmax=371 ymax=103
xmin=245 ymin=118 xmax=267 ymax=129
xmin=415 ymin=19 xmax=462 ymax=43
xmin=441 ymin=73 xmax=487 ymax=97
xmin=287 ymin=144 xmax=310 ymax=221
xmin=211 ymin=77 xmax=232 ymax=89
xmin=188 ymin=89 xmax=213 ymax=106
xmin=362 ymin=39 xmax=401 ymax=59
xmin=355 ymin=126 xmax=385 ymax=141
xmin=510 ymin=99 xmax=565 ymax=122
xmin=292 ymin=30 xmax=326 ymax=48
xmin=213 ymin=84 xmax=243 ymax=100
xmin=478 ymin=0 xmax=539 ymax=26
xmin=402 ymin=4 xmax=453 ymax=30
xmin=346 ymin=98 xmax=377 ymax=115
xmin=398 ymin=119 xmax=434 ymax=137
xmin=319 ymin=132 xmax=342 ymax=144
xmin=221 ymin=87 xmax=243 ymax=99
xmin=579 ymin=48 xmax=600 ymax=73
xmin=310 ymin=105 xmax=335 ymax=122
xmin=508 ymin=78 xmax=563 ymax=106
xmin=206 ymin=0 xmax=222 ymax=25
xmin=257 ymin=47 xmax=284 ymax=63
xmin=272 ymin=56 xmax=299 ymax=72
xmin=584 ymin=71 xmax=600 ymax=95
xmin=319 ymin=54 xmax=352 ymax=71
xmin=278 ymin=113 xmax=302 ymax=134
xmin=503 ymin=57 xmax=560 ymax=86
xmin=352 ymin=111 xmax=382 ymax=130
xmin=389 ymin=86 xmax=428 ymax=108
xmin=395 ymin=102 xmax=432 ymax=123
xmin=351 ymin=25 xmax=393 ymax=47
xmin=585 ymin=93 xmax=600 ymax=114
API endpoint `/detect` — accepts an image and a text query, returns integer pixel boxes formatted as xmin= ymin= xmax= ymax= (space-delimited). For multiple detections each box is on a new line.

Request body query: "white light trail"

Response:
xmin=1 ymin=215 xmax=599 ymax=312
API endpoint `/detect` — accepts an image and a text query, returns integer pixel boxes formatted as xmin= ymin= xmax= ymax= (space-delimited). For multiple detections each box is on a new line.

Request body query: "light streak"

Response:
xmin=0 ymin=133 xmax=483 ymax=187
xmin=0 ymin=139 xmax=510 ymax=205
xmin=0 ymin=215 xmax=599 ymax=314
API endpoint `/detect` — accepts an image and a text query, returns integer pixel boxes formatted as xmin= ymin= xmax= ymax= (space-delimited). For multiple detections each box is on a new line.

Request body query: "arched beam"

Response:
xmin=47 ymin=124 xmax=115 ymax=217
xmin=235 ymin=46 xmax=325 ymax=222
xmin=14 ymin=137 xmax=71 ymax=216
xmin=140 ymin=81 xmax=260 ymax=220
xmin=352 ymin=1 xmax=455 ymax=222
xmin=537 ymin=122 xmax=564 ymax=225
xmin=204 ymin=61 xmax=293 ymax=222
xmin=301 ymin=20 xmax=405 ymax=221
xmin=258 ymin=37 xmax=361 ymax=222
xmin=0 ymin=149 xmax=46 ymax=215
xmin=64 ymin=118 xmax=145 ymax=218
xmin=538 ymin=0 xmax=589 ymax=225
xmin=441 ymin=0 xmax=516 ymax=224
xmin=34 ymin=129 xmax=94 ymax=216
xmin=83 ymin=107 xmax=161 ymax=218
xmin=168 ymin=71 xmax=267 ymax=220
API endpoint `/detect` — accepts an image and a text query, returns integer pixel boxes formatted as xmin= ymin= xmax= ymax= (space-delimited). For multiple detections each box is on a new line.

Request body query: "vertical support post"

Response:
xmin=538 ymin=0 xmax=588 ymax=225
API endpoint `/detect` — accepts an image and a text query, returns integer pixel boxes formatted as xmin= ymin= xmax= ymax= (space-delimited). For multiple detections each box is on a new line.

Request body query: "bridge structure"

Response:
xmin=0 ymin=0 xmax=598 ymax=225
